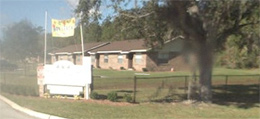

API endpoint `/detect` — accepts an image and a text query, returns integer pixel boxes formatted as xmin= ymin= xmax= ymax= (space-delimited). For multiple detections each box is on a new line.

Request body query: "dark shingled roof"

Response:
xmin=89 ymin=39 xmax=148 ymax=53
xmin=51 ymin=39 xmax=149 ymax=54
xmin=51 ymin=42 xmax=109 ymax=54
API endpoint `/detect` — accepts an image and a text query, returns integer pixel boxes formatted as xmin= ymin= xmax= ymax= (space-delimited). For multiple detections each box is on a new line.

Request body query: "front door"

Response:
xmin=127 ymin=53 xmax=133 ymax=69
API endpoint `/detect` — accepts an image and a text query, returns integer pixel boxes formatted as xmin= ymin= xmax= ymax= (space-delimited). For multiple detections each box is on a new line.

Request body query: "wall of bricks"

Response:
xmin=51 ymin=51 xmax=189 ymax=72
xmin=98 ymin=54 xmax=129 ymax=70
xmin=146 ymin=52 xmax=190 ymax=71
xmin=132 ymin=53 xmax=147 ymax=71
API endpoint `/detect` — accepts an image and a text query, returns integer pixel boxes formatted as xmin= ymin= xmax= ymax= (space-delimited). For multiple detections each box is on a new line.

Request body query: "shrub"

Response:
xmin=107 ymin=91 xmax=118 ymax=102
xmin=74 ymin=95 xmax=81 ymax=100
xmin=142 ymin=68 xmax=148 ymax=72
xmin=120 ymin=67 xmax=125 ymax=70
xmin=123 ymin=94 xmax=132 ymax=103
xmin=90 ymin=92 xmax=99 ymax=99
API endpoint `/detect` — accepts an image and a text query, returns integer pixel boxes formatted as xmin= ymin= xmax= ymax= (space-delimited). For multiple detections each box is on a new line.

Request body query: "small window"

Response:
xmin=77 ymin=55 xmax=81 ymax=62
xmin=135 ymin=53 xmax=142 ymax=64
xmin=158 ymin=52 xmax=169 ymax=64
xmin=91 ymin=55 xmax=95 ymax=63
xmin=104 ymin=54 xmax=108 ymax=63
xmin=53 ymin=56 xmax=56 ymax=62
xmin=68 ymin=55 xmax=72 ymax=61
xmin=158 ymin=52 xmax=169 ymax=59
xmin=118 ymin=55 xmax=123 ymax=64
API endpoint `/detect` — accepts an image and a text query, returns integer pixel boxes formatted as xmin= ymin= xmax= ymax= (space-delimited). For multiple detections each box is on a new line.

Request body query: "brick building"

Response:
xmin=49 ymin=38 xmax=190 ymax=71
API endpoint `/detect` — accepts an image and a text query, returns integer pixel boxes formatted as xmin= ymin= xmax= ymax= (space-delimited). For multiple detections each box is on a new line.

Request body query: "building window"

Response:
xmin=135 ymin=53 xmax=142 ymax=64
xmin=104 ymin=54 xmax=108 ymax=63
xmin=77 ymin=55 xmax=81 ymax=62
xmin=118 ymin=55 xmax=123 ymax=64
xmin=91 ymin=55 xmax=95 ymax=63
xmin=158 ymin=52 xmax=169 ymax=64
xmin=68 ymin=55 xmax=72 ymax=61
xmin=53 ymin=56 xmax=56 ymax=62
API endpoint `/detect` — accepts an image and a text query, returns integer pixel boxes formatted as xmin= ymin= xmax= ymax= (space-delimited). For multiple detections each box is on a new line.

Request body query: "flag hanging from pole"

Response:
xmin=52 ymin=18 xmax=75 ymax=37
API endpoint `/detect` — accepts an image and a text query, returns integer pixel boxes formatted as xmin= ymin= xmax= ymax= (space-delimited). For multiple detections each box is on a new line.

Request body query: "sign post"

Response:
xmin=37 ymin=64 xmax=44 ymax=97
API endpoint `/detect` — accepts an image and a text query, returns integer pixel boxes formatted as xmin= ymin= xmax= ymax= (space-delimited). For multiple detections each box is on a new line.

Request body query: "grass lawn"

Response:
xmin=0 ymin=68 xmax=259 ymax=119
xmin=2 ymin=93 xmax=259 ymax=119
xmin=93 ymin=67 xmax=260 ymax=78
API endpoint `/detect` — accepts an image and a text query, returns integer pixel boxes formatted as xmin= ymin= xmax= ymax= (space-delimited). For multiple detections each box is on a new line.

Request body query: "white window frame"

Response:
xmin=135 ymin=53 xmax=142 ymax=64
xmin=104 ymin=54 xmax=108 ymax=63
xmin=77 ymin=55 xmax=81 ymax=62
xmin=118 ymin=54 xmax=123 ymax=64
xmin=91 ymin=55 xmax=96 ymax=63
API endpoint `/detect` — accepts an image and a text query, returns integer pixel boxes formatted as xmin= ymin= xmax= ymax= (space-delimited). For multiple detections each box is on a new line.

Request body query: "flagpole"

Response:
xmin=44 ymin=11 xmax=47 ymax=65
xmin=80 ymin=19 xmax=84 ymax=62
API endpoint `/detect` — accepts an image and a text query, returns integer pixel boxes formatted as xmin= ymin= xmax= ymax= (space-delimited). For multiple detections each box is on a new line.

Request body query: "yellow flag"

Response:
xmin=52 ymin=18 xmax=75 ymax=37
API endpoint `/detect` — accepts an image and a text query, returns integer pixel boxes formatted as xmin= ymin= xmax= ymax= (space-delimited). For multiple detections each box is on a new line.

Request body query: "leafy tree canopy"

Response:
xmin=1 ymin=19 xmax=43 ymax=62
xmin=76 ymin=0 xmax=259 ymax=102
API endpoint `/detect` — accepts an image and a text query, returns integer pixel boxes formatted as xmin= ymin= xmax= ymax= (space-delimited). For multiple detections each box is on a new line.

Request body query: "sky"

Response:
xmin=0 ymin=0 xmax=141 ymax=38
xmin=0 ymin=0 xmax=77 ymax=36
xmin=0 ymin=0 xmax=121 ymax=38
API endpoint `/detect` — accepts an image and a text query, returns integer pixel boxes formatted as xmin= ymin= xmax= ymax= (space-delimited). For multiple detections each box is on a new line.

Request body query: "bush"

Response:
xmin=120 ymin=67 xmax=125 ymax=70
xmin=123 ymin=94 xmax=132 ymax=103
xmin=107 ymin=91 xmax=118 ymax=102
xmin=90 ymin=92 xmax=99 ymax=99
xmin=142 ymin=68 xmax=148 ymax=72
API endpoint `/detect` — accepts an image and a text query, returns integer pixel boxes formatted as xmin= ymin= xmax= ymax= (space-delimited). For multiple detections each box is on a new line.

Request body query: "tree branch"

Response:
xmin=237 ymin=21 xmax=260 ymax=29
xmin=120 ymin=11 xmax=154 ymax=19
xmin=215 ymin=20 xmax=260 ymax=50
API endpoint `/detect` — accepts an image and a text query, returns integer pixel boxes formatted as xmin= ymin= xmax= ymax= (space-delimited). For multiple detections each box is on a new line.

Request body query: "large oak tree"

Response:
xmin=76 ymin=0 xmax=260 ymax=102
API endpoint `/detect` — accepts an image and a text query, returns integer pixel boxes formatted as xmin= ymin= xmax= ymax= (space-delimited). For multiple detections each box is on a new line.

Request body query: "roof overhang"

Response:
xmin=73 ymin=52 xmax=83 ymax=54
xmin=53 ymin=52 xmax=72 ymax=55
xmin=88 ymin=52 xmax=96 ymax=55
xmin=130 ymin=49 xmax=150 ymax=53
xmin=97 ymin=51 xmax=122 ymax=53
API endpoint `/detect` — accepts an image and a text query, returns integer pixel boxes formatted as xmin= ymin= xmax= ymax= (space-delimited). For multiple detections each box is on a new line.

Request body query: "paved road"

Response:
xmin=0 ymin=99 xmax=39 ymax=119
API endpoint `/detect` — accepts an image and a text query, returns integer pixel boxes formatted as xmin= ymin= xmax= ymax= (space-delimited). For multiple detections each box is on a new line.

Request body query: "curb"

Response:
xmin=0 ymin=95 xmax=69 ymax=119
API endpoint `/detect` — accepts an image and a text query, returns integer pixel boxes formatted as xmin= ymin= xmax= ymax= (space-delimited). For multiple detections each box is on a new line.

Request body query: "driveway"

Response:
xmin=0 ymin=99 xmax=39 ymax=119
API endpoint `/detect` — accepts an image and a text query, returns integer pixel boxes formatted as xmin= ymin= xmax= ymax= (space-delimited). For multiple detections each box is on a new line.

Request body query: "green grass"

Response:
xmin=92 ymin=68 xmax=259 ymax=102
xmin=93 ymin=68 xmax=260 ymax=78
xmin=2 ymin=93 xmax=259 ymax=119
xmin=0 ymin=68 xmax=259 ymax=119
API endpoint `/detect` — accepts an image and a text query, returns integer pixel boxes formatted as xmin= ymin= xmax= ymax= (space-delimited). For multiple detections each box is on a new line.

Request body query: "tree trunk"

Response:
xmin=187 ymin=69 xmax=198 ymax=100
xmin=197 ymin=40 xmax=213 ymax=102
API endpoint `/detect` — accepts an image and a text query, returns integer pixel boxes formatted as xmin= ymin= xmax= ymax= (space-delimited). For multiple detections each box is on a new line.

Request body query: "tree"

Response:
xmin=85 ymin=21 xmax=102 ymax=42
xmin=76 ymin=0 xmax=260 ymax=102
xmin=1 ymin=19 xmax=43 ymax=62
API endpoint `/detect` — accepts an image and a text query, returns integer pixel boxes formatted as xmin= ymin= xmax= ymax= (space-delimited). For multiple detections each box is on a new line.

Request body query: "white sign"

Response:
xmin=43 ymin=57 xmax=92 ymax=97
xmin=47 ymin=85 xmax=83 ymax=95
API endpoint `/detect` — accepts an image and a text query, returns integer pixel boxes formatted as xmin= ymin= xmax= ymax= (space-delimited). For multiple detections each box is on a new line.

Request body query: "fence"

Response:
xmin=93 ymin=75 xmax=260 ymax=103
xmin=0 ymin=71 xmax=38 ymax=96
xmin=0 ymin=70 xmax=259 ymax=103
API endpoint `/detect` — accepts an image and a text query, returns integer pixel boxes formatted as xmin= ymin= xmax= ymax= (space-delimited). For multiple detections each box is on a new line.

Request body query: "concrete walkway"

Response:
xmin=0 ymin=95 xmax=69 ymax=119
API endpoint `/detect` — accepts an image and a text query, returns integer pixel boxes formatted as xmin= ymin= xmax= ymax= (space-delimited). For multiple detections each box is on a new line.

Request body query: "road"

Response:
xmin=0 ymin=99 xmax=39 ymax=119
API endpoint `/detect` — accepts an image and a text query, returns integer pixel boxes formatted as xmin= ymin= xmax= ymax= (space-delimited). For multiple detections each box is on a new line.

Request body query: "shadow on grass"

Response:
xmin=148 ymin=94 xmax=187 ymax=103
xmin=95 ymin=94 xmax=107 ymax=100
xmin=212 ymin=84 xmax=260 ymax=109
xmin=133 ymin=84 xmax=259 ymax=109
xmin=116 ymin=90 xmax=134 ymax=93
xmin=93 ymin=84 xmax=259 ymax=108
